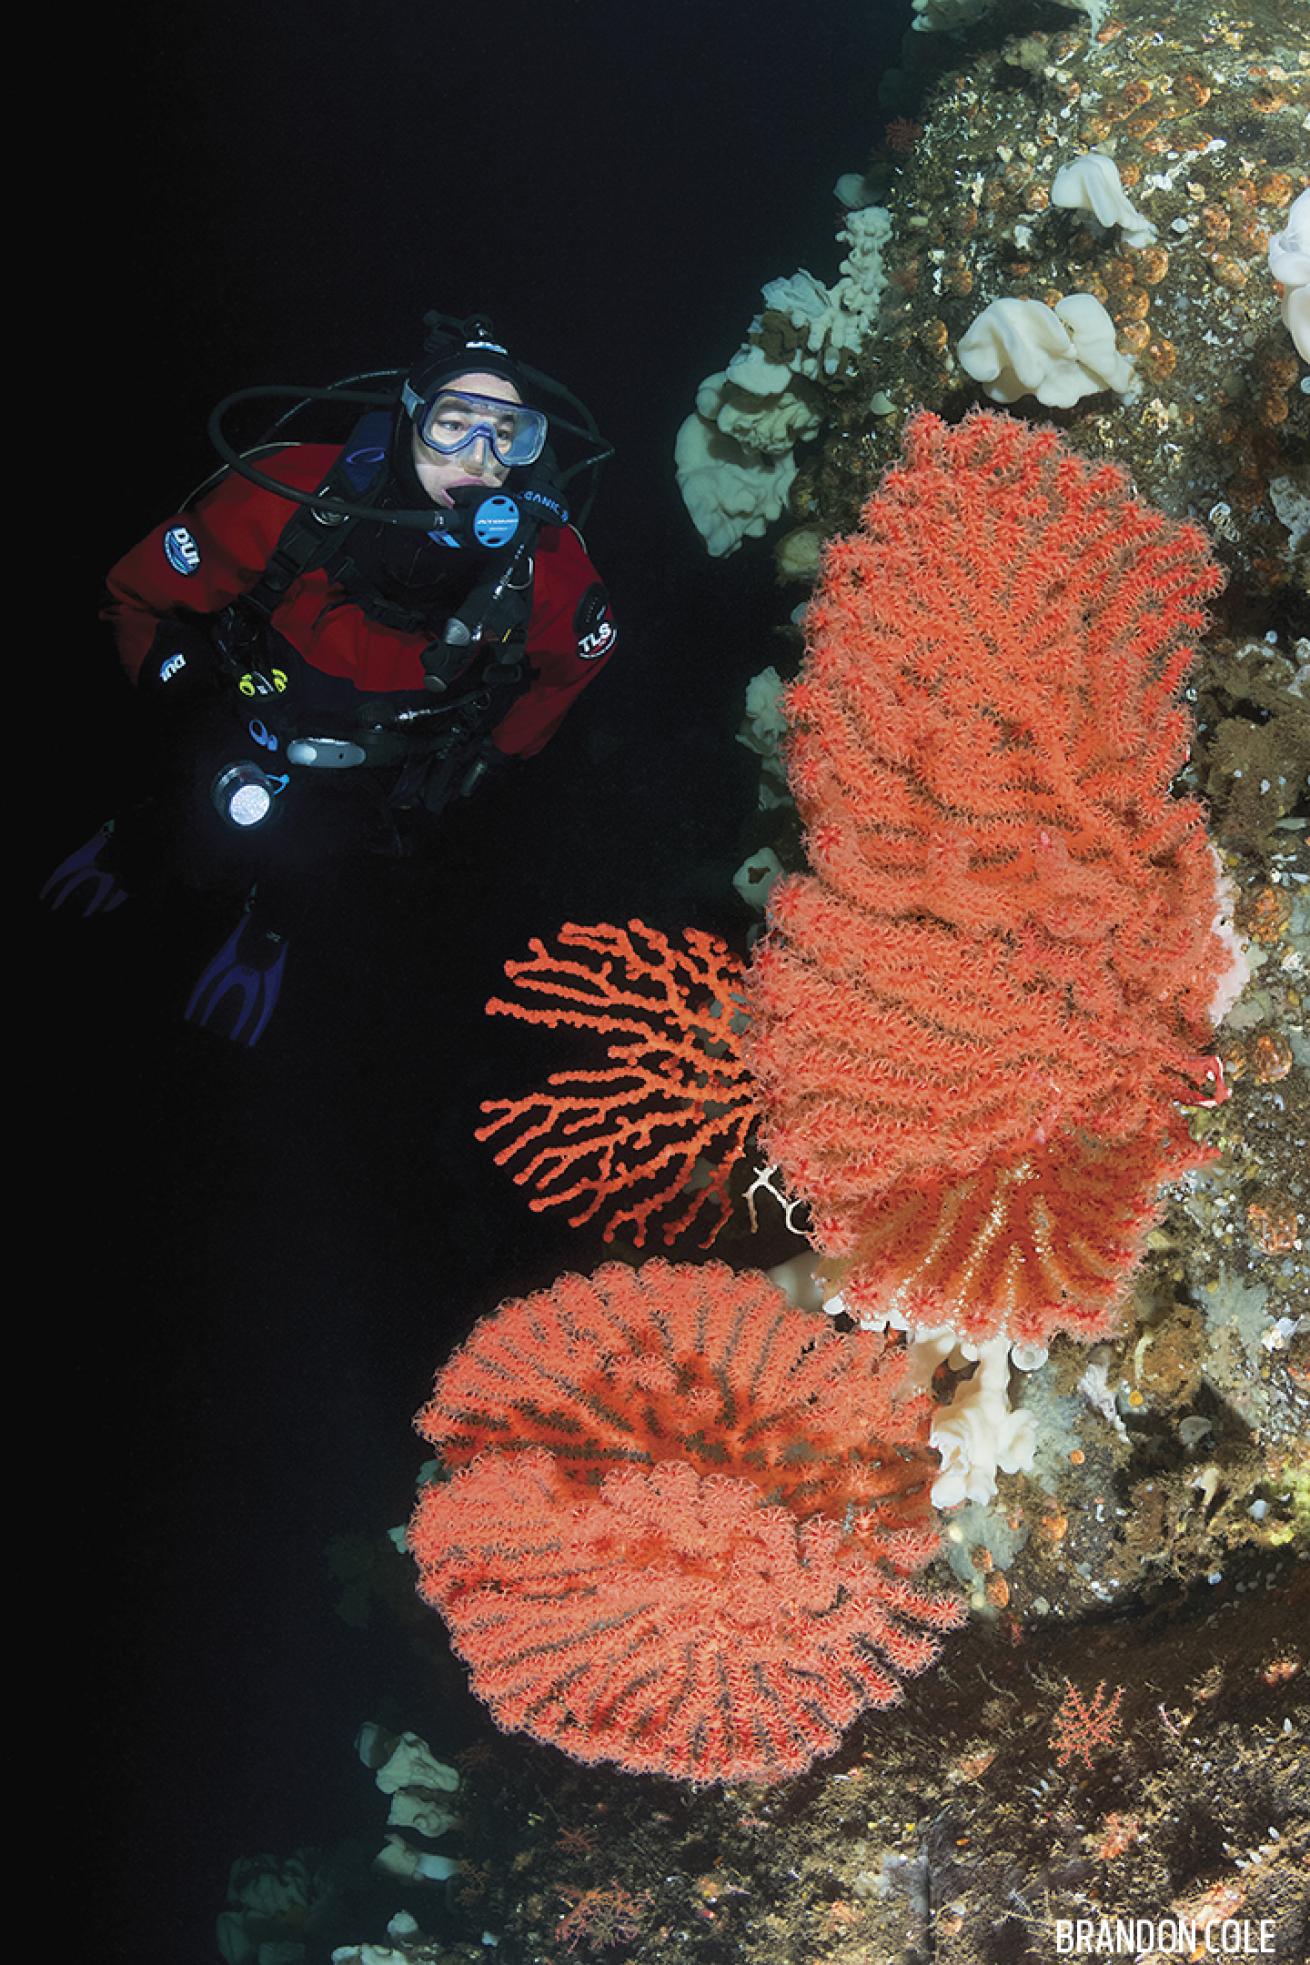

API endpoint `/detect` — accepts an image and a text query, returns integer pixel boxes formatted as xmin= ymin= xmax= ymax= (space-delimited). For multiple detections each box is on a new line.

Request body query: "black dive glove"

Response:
xmin=136 ymin=620 xmax=226 ymax=708
xmin=135 ymin=621 xmax=262 ymax=813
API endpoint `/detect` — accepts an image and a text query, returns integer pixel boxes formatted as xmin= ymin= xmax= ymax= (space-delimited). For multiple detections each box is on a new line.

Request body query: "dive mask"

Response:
xmin=402 ymin=385 xmax=549 ymax=468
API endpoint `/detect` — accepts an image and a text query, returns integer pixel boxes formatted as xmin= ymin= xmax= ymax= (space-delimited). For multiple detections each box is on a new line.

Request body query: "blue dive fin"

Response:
xmin=41 ymin=824 xmax=131 ymax=917
xmin=185 ymin=908 xmax=288 ymax=1047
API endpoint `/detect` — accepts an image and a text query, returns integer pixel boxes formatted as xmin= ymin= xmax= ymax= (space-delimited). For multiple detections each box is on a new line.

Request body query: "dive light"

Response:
xmin=211 ymin=761 xmax=286 ymax=829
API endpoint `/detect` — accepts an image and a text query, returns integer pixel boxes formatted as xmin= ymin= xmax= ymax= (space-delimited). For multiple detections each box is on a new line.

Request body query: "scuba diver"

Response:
xmin=44 ymin=311 xmax=617 ymax=1043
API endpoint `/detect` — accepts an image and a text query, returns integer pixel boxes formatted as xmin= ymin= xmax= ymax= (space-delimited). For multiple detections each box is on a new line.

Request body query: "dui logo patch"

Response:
xmin=164 ymin=525 xmax=202 ymax=575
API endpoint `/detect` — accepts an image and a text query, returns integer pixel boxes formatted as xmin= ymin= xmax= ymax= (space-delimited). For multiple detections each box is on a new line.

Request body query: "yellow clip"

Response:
xmin=236 ymin=669 xmax=287 ymax=697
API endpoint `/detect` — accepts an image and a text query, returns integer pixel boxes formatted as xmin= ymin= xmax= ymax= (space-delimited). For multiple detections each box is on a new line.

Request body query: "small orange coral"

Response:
xmin=883 ymin=116 xmax=923 ymax=155
xmin=476 ymin=920 xmax=757 ymax=1247
xmin=556 ymin=1885 xmax=650 ymax=1953
xmin=1050 ymin=1680 xmax=1124 ymax=1768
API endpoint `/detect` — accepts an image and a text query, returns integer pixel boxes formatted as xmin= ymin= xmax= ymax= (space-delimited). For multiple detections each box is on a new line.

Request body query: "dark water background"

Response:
xmin=42 ymin=2 xmax=915 ymax=1954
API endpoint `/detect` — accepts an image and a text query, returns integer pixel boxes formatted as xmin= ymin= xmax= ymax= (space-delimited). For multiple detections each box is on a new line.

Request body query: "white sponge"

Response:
xmin=674 ymin=411 xmax=798 ymax=558
xmin=1268 ymin=187 xmax=1310 ymax=363
xmin=1052 ymin=153 xmax=1157 ymax=249
xmin=958 ymin=293 xmax=1135 ymax=406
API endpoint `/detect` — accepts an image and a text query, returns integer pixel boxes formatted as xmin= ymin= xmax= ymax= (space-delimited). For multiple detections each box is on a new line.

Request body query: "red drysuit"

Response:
xmin=103 ymin=444 xmax=617 ymax=757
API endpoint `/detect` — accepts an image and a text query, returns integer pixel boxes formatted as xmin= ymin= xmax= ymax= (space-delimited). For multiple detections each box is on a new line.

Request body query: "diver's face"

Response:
xmin=411 ymin=370 xmax=522 ymax=507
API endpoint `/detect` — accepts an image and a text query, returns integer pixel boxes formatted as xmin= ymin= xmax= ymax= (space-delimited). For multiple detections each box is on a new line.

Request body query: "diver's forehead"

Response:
xmin=440 ymin=370 xmax=523 ymax=404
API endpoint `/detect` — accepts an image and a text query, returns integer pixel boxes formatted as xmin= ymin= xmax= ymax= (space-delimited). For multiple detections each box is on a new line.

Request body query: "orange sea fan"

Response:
xmin=475 ymin=920 xmax=758 ymax=1247
xmin=410 ymin=1262 xmax=963 ymax=1783
xmin=745 ymin=409 xmax=1231 ymax=1346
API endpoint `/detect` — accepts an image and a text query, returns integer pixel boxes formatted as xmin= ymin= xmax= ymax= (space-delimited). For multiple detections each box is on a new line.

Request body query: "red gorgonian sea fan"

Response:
xmin=410 ymin=1261 xmax=963 ymax=1783
xmin=745 ymin=409 xmax=1235 ymax=1348
xmin=475 ymin=920 xmax=757 ymax=1247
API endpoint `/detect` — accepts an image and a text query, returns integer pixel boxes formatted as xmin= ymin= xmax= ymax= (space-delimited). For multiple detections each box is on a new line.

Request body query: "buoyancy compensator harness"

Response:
xmin=200 ymin=312 xmax=613 ymax=789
